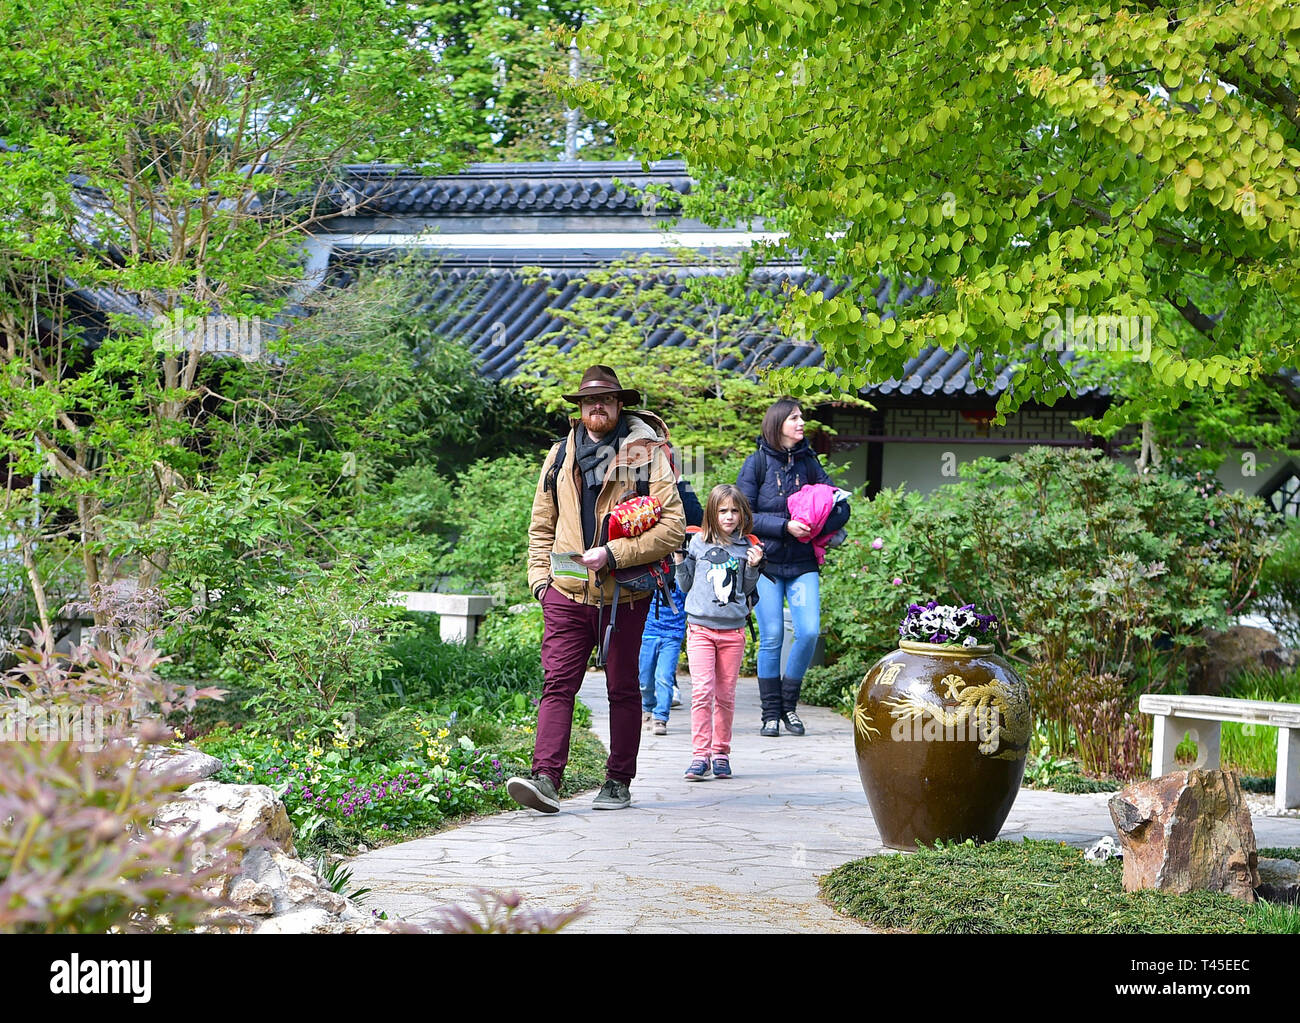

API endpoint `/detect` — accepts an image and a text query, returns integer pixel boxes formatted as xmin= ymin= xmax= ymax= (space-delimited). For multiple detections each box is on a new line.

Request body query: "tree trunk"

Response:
xmin=1135 ymin=419 xmax=1161 ymax=473
xmin=20 ymin=535 xmax=53 ymax=658
xmin=564 ymin=44 xmax=581 ymax=160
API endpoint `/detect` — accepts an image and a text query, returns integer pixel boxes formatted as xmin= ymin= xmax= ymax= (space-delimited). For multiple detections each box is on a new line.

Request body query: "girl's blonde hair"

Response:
xmin=703 ymin=484 xmax=754 ymax=544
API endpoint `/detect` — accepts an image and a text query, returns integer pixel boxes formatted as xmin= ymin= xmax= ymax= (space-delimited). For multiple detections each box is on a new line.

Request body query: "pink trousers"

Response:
xmin=686 ymin=624 xmax=746 ymax=759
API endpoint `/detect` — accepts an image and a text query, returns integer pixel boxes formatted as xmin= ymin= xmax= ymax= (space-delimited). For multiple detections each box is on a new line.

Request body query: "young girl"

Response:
xmin=675 ymin=485 xmax=765 ymax=780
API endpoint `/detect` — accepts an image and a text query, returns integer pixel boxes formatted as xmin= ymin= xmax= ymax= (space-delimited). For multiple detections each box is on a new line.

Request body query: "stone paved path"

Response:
xmin=348 ymin=673 xmax=1300 ymax=934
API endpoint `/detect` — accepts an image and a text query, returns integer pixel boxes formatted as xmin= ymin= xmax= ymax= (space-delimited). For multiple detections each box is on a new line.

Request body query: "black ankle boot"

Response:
xmin=757 ymin=676 xmax=782 ymax=735
xmin=781 ymin=677 xmax=806 ymax=735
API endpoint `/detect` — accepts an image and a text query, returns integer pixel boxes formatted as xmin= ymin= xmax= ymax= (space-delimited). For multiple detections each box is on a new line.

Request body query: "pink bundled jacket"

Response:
xmin=786 ymin=484 xmax=837 ymax=565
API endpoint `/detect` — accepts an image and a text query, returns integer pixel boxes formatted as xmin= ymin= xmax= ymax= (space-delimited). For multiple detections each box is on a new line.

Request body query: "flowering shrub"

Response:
xmin=817 ymin=447 xmax=1273 ymax=773
xmin=201 ymin=710 xmax=517 ymax=851
xmin=899 ymin=601 xmax=998 ymax=646
xmin=818 ymin=484 xmax=939 ymax=667
xmin=823 ymin=448 xmax=1267 ymax=678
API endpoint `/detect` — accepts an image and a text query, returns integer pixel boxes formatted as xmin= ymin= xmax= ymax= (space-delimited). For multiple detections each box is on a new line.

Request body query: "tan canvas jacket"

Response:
xmin=527 ymin=410 xmax=686 ymax=606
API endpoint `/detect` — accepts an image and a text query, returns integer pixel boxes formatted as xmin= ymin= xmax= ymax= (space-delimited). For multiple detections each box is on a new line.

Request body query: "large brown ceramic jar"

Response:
xmin=854 ymin=640 xmax=1031 ymax=850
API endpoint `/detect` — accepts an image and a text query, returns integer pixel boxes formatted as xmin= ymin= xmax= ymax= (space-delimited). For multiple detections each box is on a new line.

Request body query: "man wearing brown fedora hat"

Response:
xmin=507 ymin=365 xmax=685 ymax=812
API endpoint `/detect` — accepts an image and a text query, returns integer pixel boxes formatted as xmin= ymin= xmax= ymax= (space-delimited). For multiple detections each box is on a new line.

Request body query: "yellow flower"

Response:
xmin=436 ymin=727 xmax=450 ymax=740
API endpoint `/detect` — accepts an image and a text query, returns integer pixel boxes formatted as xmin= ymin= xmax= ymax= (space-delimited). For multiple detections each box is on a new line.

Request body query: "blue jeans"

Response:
xmin=639 ymin=633 xmax=683 ymax=721
xmin=755 ymin=571 xmax=821 ymax=682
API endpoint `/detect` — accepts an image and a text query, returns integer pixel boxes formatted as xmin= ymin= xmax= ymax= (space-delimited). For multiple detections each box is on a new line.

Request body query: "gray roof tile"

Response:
xmin=333 ymin=257 xmax=1103 ymax=400
xmin=329 ymin=160 xmax=692 ymax=219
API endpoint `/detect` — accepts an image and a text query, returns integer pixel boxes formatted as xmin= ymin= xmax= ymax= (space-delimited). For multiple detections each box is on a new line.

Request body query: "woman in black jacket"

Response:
xmin=735 ymin=398 xmax=837 ymax=736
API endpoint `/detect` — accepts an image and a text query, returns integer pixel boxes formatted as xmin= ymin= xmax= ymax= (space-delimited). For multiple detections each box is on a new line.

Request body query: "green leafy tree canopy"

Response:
xmin=568 ymin=1 xmax=1300 ymax=427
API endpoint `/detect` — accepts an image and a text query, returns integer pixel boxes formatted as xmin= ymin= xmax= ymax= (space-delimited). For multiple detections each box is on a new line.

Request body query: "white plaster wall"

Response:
xmin=881 ymin=443 xmax=1048 ymax=493
xmin=1215 ymin=451 xmax=1290 ymax=498
xmin=822 ymin=443 xmax=868 ymax=491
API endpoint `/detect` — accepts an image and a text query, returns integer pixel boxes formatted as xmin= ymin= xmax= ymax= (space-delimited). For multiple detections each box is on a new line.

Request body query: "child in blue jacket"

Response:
xmin=638 ymin=479 xmax=701 ymax=735
xmin=639 ymin=582 xmax=687 ymax=735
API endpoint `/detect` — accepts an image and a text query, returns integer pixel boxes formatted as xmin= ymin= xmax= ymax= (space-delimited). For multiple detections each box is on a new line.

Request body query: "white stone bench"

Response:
xmin=1138 ymin=693 xmax=1300 ymax=811
xmin=393 ymin=592 xmax=496 ymax=645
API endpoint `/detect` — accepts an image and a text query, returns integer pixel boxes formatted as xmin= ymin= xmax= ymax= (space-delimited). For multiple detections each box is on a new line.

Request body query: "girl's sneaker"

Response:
xmin=712 ymin=756 xmax=732 ymax=779
xmin=683 ymin=758 xmax=712 ymax=781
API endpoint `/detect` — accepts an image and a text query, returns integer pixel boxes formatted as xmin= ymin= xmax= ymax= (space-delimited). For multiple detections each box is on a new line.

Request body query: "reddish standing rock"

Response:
xmin=1108 ymin=769 xmax=1260 ymax=902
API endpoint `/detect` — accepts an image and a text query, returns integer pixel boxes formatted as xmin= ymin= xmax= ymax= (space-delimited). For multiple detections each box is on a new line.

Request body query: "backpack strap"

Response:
xmin=743 ymin=532 xmax=763 ymax=641
xmin=544 ymin=435 xmax=569 ymax=515
xmin=635 ymin=435 xmax=676 ymax=496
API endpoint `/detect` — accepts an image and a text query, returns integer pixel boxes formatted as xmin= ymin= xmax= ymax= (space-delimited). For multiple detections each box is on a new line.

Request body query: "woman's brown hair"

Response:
xmin=703 ymin=484 xmax=754 ymax=544
xmin=760 ymin=397 xmax=802 ymax=450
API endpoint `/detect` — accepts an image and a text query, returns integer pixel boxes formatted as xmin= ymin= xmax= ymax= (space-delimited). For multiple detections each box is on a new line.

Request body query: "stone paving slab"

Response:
xmin=348 ymin=672 xmax=1300 ymax=934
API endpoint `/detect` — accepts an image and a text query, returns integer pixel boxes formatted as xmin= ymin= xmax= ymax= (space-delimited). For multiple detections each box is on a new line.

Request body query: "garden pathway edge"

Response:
xmin=347 ymin=672 xmax=1300 ymax=934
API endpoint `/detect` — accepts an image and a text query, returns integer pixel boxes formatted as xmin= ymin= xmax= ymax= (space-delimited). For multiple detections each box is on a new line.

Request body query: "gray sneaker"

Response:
xmin=592 ymin=779 xmax=631 ymax=810
xmin=507 ymin=773 xmax=561 ymax=814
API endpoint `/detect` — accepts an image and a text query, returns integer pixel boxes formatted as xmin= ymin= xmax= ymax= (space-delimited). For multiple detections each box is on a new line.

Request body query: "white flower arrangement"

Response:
xmin=899 ymin=601 xmax=998 ymax=646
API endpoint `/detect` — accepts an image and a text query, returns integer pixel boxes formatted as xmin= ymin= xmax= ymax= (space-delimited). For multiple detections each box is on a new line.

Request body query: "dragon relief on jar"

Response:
xmin=854 ymin=661 xmax=903 ymax=743
xmin=882 ymin=671 xmax=1030 ymax=759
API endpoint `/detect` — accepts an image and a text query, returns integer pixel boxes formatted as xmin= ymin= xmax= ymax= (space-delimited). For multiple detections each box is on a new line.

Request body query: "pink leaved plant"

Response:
xmin=0 ymin=616 xmax=236 ymax=933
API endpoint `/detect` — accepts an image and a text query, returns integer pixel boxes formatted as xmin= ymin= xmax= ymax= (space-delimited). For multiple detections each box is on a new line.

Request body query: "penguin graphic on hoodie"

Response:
xmin=704 ymin=547 xmax=740 ymax=607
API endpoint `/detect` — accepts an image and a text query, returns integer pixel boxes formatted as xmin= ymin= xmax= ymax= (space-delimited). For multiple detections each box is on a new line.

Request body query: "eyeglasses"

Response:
xmin=579 ymin=396 xmax=615 ymax=409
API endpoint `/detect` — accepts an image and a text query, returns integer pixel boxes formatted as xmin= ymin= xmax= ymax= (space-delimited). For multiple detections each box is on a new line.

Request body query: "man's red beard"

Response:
xmin=581 ymin=405 xmax=619 ymax=437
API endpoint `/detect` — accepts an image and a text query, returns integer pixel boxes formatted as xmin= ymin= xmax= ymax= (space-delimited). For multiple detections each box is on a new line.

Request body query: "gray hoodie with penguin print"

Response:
xmin=676 ymin=533 xmax=764 ymax=631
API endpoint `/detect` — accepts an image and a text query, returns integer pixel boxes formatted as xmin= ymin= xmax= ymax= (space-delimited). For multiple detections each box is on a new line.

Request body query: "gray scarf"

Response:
xmin=575 ymin=414 xmax=629 ymax=489
xmin=575 ymin=414 xmax=629 ymax=546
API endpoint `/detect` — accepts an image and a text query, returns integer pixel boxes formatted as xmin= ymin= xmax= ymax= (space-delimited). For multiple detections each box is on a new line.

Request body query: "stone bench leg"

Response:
xmin=1150 ymin=715 xmax=1221 ymax=777
xmin=1279 ymin=727 xmax=1300 ymax=812
xmin=439 ymin=613 xmax=481 ymax=645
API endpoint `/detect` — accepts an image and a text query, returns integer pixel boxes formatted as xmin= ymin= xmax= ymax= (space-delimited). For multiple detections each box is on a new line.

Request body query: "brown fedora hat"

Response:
xmin=561 ymin=364 xmax=641 ymax=406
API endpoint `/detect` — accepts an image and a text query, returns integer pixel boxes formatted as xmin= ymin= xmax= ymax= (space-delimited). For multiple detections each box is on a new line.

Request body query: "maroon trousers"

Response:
xmin=534 ymin=585 xmax=650 ymax=786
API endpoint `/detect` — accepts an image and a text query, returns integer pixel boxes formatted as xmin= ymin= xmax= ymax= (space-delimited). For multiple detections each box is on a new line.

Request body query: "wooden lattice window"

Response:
xmin=1261 ymin=464 xmax=1300 ymax=517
